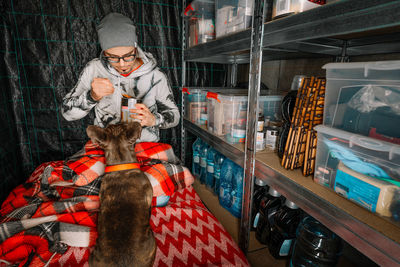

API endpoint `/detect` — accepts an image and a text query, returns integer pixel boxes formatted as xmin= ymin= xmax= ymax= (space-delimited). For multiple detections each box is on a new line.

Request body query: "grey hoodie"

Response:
xmin=61 ymin=47 xmax=180 ymax=142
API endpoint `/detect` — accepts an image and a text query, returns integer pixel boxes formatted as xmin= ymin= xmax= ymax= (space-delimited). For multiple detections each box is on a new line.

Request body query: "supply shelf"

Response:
xmin=184 ymin=119 xmax=400 ymax=266
xmin=184 ymin=0 xmax=400 ymax=63
xmin=181 ymin=0 xmax=400 ymax=265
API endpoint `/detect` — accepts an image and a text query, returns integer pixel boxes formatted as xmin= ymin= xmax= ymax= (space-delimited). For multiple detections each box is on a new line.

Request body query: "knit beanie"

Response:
xmin=97 ymin=13 xmax=138 ymax=51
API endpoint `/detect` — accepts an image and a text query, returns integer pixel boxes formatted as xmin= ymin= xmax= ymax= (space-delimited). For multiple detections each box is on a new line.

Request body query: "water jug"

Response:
xmin=219 ymin=158 xmax=235 ymax=210
xmin=192 ymin=138 xmax=203 ymax=177
xmin=213 ymin=152 xmax=225 ymax=195
xmin=255 ymin=187 xmax=282 ymax=244
xmin=290 ymin=216 xmax=342 ymax=267
xmin=206 ymin=148 xmax=217 ymax=190
xmin=268 ymin=199 xmax=302 ymax=259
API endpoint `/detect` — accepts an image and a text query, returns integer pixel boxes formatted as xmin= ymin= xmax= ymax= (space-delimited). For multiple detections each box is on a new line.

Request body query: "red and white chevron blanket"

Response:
xmin=0 ymin=142 xmax=249 ymax=266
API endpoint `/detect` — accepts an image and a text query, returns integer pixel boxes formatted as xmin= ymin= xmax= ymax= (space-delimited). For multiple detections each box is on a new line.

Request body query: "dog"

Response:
xmin=87 ymin=121 xmax=156 ymax=267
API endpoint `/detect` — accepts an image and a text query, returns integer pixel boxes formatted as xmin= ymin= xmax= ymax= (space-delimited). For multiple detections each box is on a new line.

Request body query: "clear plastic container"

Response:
xmin=314 ymin=125 xmax=400 ymax=220
xmin=207 ymin=90 xmax=282 ymax=144
xmin=215 ymin=0 xmax=253 ymax=38
xmin=183 ymin=88 xmax=208 ymax=126
xmin=272 ymin=0 xmax=326 ymax=19
xmin=184 ymin=0 xmax=216 ymax=47
xmin=208 ymin=93 xmax=248 ymax=143
xmin=259 ymin=95 xmax=282 ymax=121
xmin=323 ymin=61 xmax=400 ymax=143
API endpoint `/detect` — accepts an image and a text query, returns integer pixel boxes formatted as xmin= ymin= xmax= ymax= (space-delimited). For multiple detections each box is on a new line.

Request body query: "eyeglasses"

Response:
xmin=103 ymin=52 xmax=137 ymax=63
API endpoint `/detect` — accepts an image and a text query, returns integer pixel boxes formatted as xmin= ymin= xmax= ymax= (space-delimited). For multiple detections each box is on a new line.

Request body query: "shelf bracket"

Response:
xmin=336 ymin=40 xmax=350 ymax=62
xmin=228 ymin=62 xmax=238 ymax=87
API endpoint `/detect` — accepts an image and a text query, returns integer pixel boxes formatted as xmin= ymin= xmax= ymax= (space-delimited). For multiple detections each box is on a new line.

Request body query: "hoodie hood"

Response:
xmin=100 ymin=46 xmax=157 ymax=79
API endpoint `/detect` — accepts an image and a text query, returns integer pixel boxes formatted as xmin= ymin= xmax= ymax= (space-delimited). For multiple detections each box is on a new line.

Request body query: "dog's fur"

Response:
xmin=87 ymin=122 xmax=156 ymax=267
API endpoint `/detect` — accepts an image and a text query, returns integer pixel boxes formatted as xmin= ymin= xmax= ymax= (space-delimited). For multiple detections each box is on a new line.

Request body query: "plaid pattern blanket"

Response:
xmin=0 ymin=142 xmax=195 ymax=266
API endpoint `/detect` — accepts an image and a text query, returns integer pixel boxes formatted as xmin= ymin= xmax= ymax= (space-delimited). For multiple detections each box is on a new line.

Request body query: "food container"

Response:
xmin=272 ymin=0 xmax=326 ymax=19
xmin=207 ymin=90 xmax=282 ymax=144
xmin=314 ymin=125 xmax=400 ymax=220
xmin=323 ymin=60 xmax=400 ymax=144
xmin=215 ymin=0 xmax=253 ymax=38
xmin=183 ymin=88 xmax=208 ymax=126
xmin=184 ymin=0 xmax=216 ymax=47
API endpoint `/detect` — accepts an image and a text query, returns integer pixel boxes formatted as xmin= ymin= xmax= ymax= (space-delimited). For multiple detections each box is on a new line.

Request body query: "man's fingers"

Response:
xmin=135 ymin=103 xmax=148 ymax=110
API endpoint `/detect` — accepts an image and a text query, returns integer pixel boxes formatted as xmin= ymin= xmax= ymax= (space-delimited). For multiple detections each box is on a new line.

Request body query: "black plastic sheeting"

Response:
xmin=0 ymin=0 xmax=227 ymax=202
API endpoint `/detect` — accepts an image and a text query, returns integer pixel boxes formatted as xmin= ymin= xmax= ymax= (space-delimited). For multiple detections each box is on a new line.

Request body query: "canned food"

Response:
xmin=256 ymin=131 xmax=265 ymax=151
xmin=265 ymin=126 xmax=279 ymax=151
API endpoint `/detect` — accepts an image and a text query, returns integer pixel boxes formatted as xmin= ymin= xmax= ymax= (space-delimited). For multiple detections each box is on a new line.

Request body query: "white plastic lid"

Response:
xmin=314 ymin=125 xmax=400 ymax=160
xmin=323 ymin=60 xmax=400 ymax=70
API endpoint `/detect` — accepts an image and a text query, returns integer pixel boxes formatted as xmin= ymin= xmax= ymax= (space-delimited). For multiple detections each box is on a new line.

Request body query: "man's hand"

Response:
xmin=90 ymin=78 xmax=115 ymax=101
xmin=130 ymin=103 xmax=156 ymax=127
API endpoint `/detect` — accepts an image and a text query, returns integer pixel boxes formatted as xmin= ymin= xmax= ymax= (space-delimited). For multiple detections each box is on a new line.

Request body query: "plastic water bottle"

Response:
xmin=268 ymin=199 xmax=302 ymax=259
xmin=255 ymin=188 xmax=282 ymax=244
xmin=206 ymin=148 xmax=217 ymax=190
xmin=199 ymin=142 xmax=209 ymax=184
xmin=219 ymin=158 xmax=234 ymax=210
xmin=213 ymin=152 xmax=225 ymax=195
xmin=290 ymin=216 xmax=342 ymax=267
xmin=251 ymin=178 xmax=268 ymax=231
xmin=192 ymin=138 xmax=203 ymax=177
xmin=230 ymin=163 xmax=244 ymax=218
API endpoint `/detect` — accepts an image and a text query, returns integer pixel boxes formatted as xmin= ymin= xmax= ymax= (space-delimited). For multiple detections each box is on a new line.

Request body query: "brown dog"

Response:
xmin=87 ymin=122 xmax=156 ymax=267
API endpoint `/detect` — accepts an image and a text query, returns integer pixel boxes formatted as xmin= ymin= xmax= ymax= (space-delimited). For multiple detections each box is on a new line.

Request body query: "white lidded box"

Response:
xmin=183 ymin=87 xmax=208 ymax=126
xmin=323 ymin=60 xmax=400 ymax=144
xmin=215 ymin=0 xmax=253 ymax=38
xmin=272 ymin=0 xmax=326 ymax=19
xmin=314 ymin=125 xmax=400 ymax=220
xmin=207 ymin=90 xmax=281 ymax=144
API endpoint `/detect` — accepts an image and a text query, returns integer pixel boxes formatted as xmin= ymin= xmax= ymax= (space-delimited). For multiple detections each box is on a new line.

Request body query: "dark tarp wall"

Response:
xmin=0 ymin=0 xmax=227 ymax=202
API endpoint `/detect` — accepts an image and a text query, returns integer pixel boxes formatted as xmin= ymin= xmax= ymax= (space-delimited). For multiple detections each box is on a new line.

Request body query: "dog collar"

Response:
xmin=104 ymin=163 xmax=141 ymax=173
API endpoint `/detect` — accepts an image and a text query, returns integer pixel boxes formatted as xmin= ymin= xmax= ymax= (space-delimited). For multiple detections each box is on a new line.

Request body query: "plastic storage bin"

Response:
xmin=184 ymin=0 xmax=216 ymax=47
xmin=314 ymin=125 xmax=400 ymax=220
xmin=183 ymin=88 xmax=208 ymax=126
xmin=207 ymin=90 xmax=281 ymax=144
xmin=215 ymin=0 xmax=253 ymax=38
xmin=323 ymin=61 xmax=400 ymax=144
xmin=272 ymin=0 xmax=326 ymax=19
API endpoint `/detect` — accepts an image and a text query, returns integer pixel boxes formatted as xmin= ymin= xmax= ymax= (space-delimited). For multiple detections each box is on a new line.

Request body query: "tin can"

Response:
xmin=256 ymin=131 xmax=265 ymax=151
xmin=265 ymin=126 xmax=279 ymax=151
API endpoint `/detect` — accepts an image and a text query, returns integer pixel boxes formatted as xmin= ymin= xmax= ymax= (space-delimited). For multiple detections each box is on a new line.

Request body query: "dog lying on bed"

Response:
xmin=87 ymin=121 xmax=156 ymax=267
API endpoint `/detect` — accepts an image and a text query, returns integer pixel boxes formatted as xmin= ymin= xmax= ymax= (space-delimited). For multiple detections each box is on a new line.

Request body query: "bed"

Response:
xmin=0 ymin=142 xmax=249 ymax=266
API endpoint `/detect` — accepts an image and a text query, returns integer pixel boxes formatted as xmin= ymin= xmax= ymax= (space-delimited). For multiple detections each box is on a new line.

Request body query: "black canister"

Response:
xmin=251 ymin=178 xmax=268 ymax=231
xmin=255 ymin=188 xmax=282 ymax=244
xmin=290 ymin=216 xmax=342 ymax=267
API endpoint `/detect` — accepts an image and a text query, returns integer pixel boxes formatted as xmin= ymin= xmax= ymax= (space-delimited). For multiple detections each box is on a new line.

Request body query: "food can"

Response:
xmin=265 ymin=126 xmax=279 ymax=151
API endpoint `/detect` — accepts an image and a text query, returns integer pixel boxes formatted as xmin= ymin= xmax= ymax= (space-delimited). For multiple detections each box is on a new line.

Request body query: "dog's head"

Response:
xmin=86 ymin=122 xmax=142 ymax=165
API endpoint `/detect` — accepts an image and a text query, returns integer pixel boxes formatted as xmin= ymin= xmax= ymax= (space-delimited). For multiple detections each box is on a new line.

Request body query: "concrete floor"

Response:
xmin=192 ymin=179 xmax=375 ymax=267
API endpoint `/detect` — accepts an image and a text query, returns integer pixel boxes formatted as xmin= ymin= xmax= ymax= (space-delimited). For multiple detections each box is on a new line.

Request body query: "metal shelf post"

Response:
xmin=239 ymin=0 xmax=268 ymax=253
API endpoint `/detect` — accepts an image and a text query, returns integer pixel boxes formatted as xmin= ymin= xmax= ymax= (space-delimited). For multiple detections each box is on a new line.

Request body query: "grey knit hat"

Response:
xmin=97 ymin=13 xmax=138 ymax=51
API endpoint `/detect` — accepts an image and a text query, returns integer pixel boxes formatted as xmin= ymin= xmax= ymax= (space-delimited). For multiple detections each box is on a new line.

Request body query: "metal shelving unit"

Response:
xmin=181 ymin=0 xmax=400 ymax=266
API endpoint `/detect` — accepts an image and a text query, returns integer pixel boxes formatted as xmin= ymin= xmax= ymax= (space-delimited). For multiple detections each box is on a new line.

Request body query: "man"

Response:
xmin=61 ymin=12 xmax=180 ymax=142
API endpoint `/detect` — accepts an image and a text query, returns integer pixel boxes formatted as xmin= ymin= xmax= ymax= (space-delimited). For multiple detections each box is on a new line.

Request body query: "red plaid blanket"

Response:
xmin=0 ymin=142 xmax=197 ymax=266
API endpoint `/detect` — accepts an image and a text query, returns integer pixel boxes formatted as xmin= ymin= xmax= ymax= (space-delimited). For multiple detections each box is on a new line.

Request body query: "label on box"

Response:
xmin=334 ymin=169 xmax=380 ymax=212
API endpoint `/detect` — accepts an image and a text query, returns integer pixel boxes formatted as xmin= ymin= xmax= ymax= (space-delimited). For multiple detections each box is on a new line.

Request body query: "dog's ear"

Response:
xmin=86 ymin=125 xmax=108 ymax=147
xmin=126 ymin=121 xmax=142 ymax=144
